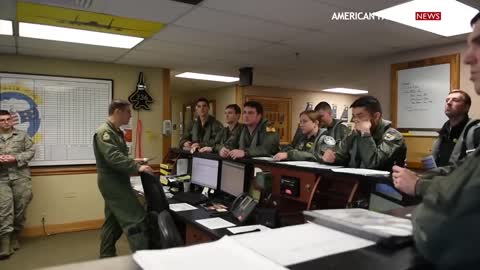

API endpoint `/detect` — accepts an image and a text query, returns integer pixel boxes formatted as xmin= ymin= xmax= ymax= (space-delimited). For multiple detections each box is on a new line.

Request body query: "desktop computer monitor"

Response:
xmin=191 ymin=157 xmax=220 ymax=189
xmin=220 ymin=161 xmax=246 ymax=197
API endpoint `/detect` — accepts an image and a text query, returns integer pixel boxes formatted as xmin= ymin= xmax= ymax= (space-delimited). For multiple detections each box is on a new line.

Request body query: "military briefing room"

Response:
xmin=1 ymin=0 xmax=480 ymax=269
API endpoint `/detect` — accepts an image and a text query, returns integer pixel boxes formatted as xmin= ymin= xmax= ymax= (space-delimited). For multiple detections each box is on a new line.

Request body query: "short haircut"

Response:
xmin=300 ymin=110 xmax=319 ymax=123
xmin=243 ymin=101 xmax=263 ymax=115
xmin=108 ymin=100 xmax=130 ymax=116
xmin=195 ymin=97 xmax=209 ymax=107
xmin=471 ymin=12 xmax=480 ymax=26
xmin=225 ymin=104 xmax=241 ymax=114
xmin=450 ymin=89 xmax=471 ymax=110
xmin=0 ymin=110 xmax=10 ymax=116
xmin=314 ymin=101 xmax=332 ymax=112
xmin=350 ymin=95 xmax=382 ymax=115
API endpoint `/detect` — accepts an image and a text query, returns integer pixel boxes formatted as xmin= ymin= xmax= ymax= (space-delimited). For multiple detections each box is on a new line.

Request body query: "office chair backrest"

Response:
xmin=140 ymin=172 xmax=169 ymax=212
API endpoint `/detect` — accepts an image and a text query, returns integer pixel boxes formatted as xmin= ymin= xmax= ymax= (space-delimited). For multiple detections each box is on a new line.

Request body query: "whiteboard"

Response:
xmin=0 ymin=73 xmax=112 ymax=166
xmin=397 ymin=64 xmax=449 ymax=129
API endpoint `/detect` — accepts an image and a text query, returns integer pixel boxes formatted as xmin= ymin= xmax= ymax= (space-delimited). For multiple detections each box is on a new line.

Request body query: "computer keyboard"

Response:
xmin=172 ymin=192 xmax=208 ymax=205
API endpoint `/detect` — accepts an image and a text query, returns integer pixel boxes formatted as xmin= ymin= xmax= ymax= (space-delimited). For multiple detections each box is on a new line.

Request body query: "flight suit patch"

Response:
xmin=384 ymin=133 xmax=396 ymax=141
xmin=102 ymin=133 xmax=111 ymax=141
xmin=324 ymin=136 xmax=336 ymax=146
xmin=266 ymin=127 xmax=276 ymax=133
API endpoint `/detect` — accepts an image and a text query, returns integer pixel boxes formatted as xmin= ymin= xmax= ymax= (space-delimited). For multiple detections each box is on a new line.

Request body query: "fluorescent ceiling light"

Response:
xmin=374 ymin=0 xmax=478 ymax=37
xmin=19 ymin=22 xmax=143 ymax=49
xmin=0 ymin=19 xmax=13 ymax=35
xmin=176 ymin=72 xmax=239 ymax=82
xmin=323 ymin=88 xmax=368 ymax=95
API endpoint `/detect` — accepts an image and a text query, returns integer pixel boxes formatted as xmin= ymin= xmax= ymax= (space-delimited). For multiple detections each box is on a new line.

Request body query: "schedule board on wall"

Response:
xmin=0 ymin=72 xmax=112 ymax=166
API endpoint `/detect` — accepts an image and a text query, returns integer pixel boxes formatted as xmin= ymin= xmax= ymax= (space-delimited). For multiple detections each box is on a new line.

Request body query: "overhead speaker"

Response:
xmin=239 ymin=67 xmax=253 ymax=87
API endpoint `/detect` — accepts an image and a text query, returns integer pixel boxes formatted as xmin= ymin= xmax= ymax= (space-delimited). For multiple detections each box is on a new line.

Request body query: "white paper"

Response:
xmin=195 ymin=217 xmax=236 ymax=230
xmin=169 ymin=203 xmax=197 ymax=212
xmin=130 ymin=176 xmax=144 ymax=194
xmin=176 ymin=158 xmax=189 ymax=175
xmin=278 ymin=161 xmax=342 ymax=169
xmin=332 ymin=168 xmax=390 ymax=176
xmin=228 ymin=225 xmax=271 ymax=234
xmin=133 ymin=237 xmax=288 ymax=270
xmin=233 ymin=223 xmax=374 ymax=266
xmin=252 ymin=156 xmax=276 ymax=162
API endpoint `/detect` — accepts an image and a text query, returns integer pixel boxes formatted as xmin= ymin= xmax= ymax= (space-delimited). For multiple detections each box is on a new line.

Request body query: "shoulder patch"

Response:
xmin=266 ymin=126 xmax=276 ymax=133
xmin=384 ymin=133 xmax=395 ymax=141
xmin=383 ymin=129 xmax=401 ymax=141
xmin=324 ymin=136 xmax=336 ymax=146
xmin=102 ymin=132 xmax=111 ymax=141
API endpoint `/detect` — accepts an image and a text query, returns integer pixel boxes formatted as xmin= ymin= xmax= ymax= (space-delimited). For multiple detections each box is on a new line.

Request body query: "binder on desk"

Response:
xmin=303 ymin=208 xmax=412 ymax=245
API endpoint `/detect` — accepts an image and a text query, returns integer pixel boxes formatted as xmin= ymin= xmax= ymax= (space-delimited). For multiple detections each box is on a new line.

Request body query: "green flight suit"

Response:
xmin=285 ymin=132 xmax=319 ymax=161
xmin=179 ymin=115 xmax=223 ymax=148
xmin=412 ymin=148 xmax=480 ymax=269
xmin=0 ymin=129 xmax=34 ymax=257
xmin=237 ymin=119 xmax=280 ymax=157
xmin=93 ymin=121 xmax=148 ymax=258
xmin=212 ymin=123 xmax=243 ymax=152
xmin=315 ymin=119 xmax=350 ymax=158
xmin=333 ymin=119 xmax=406 ymax=171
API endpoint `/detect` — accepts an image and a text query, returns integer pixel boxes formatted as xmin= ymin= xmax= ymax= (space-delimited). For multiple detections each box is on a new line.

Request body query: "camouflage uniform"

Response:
xmin=93 ymin=121 xmax=148 ymax=258
xmin=0 ymin=129 xmax=35 ymax=257
xmin=332 ymin=119 xmax=406 ymax=171
xmin=213 ymin=123 xmax=243 ymax=152
xmin=179 ymin=115 xmax=223 ymax=148
xmin=285 ymin=132 xmax=319 ymax=161
xmin=237 ymin=119 xmax=280 ymax=157
xmin=412 ymin=147 xmax=480 ymax=269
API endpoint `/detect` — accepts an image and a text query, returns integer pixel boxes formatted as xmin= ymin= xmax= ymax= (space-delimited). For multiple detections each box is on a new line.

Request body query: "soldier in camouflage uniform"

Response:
xmin=391 ymin=13 xmax=480 ymax=269
xmin=199 ymin=104 xmax=243 ymax=154
xmin=323 ymin=96 xmax=406 ymax=171
xmin=228 ymin=101 xmax=279 ymax=159
xmin=273 ymin=110 xmax=321 ymax=161
xmin=179 ymin=97 xmax=223 ymax=153
xmin=93 ymin=100 xmax=153 ymax=258
xmin=0 ymin=110 xmax=35 ymax=259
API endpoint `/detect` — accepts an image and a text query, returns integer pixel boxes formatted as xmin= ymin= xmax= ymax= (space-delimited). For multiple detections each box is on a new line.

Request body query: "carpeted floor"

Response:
xmin=0 ymin=230 xmax=130 ymax=270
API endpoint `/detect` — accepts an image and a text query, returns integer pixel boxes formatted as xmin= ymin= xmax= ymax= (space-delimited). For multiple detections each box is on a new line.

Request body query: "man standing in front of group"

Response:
xmin=93 ymin=100 xmax=153 ymax=258
xmin=323 ymin=96 xmax=406 ymax=171
xmin=0 ymin=110 xmax=35 ymax=259
xmin=393 ymin=13 xmax=480 ymax=269
xmin=227 ymin=101 xmax=279 ymax=159
xmin=200 ymin=104 xmax=243 ymax=154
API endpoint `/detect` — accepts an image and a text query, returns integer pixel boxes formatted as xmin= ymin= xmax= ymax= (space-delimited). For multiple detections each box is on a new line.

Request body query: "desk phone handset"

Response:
xmin=231 ymin=193 xmax=257 ymax=223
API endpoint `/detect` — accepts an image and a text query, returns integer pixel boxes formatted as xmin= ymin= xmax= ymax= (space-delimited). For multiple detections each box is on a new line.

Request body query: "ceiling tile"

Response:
xmin=312 ymin=0 xmax=409 ymax=12
xmin=174 ymin=7 xmax=308 ymax=42
xmin=151 ymin=25 xmax=271 ymax=51
xmin=18 ymin=47 xmax=118 ymax=62
xmin=203 ymin=0 xmax=338 ymax=30
xmin=103 ymin=0 xmax=194 ymax=23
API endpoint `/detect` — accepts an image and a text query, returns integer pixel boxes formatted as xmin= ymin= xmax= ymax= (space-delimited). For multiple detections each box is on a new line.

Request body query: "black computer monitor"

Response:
xmin=220 ymin=161 xmax=246 ymax=197
xmin=191 ymin=157 xmax=220 ymax=189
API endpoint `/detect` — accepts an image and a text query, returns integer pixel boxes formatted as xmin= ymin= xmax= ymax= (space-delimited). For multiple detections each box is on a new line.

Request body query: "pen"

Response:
xmin=233 ymin=228 xmax=261 ymax=235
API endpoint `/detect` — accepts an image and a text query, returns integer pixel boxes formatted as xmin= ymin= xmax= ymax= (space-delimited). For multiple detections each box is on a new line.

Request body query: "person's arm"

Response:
xmin=179 ymin=123 xmax=193 ymax=148
xmin=95 ymin=131 xmax=139 ymax=174
xmin=287 ymin=149 xmax=316 ymax=161
xmin=14 ymin=133 xmax=35 ymax=167
xmin=334 ymin=124 xmax=350 ymax=146
xmin=212 ymin=128 xmax=227 ymax=153
xmin=326 ymin=133 xmax=353 ymax=165
xmin=357 ymin=130 xmax=405 ymax=169
xmin=246 ymin=132 xmax=280 ymax=157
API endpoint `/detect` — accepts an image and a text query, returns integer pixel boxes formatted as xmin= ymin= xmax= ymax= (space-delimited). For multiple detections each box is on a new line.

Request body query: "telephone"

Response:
xmin=231 ymin=193 xmax=257 ymax=223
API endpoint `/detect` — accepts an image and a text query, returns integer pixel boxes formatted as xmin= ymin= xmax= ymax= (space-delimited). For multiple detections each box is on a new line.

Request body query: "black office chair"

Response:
xmin=140 ymin=172 xmax=183 ymax=249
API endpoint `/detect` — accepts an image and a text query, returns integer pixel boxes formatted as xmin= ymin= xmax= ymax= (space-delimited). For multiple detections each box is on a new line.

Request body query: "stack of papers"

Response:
xmin=169 ymin=203 xmax=197 ymax=212
xmin=331 ymin=168 xmax=390 ymax=176
xmin=233 ymin=223 xmax=374 ymax=266
xmin=133 ymin=237 xmax=288 ymax=270
xmin=195 ymin=217 xmax=236 ymax=230
xmin=252 ymin=156 xmax=276 ymax=162
xmin=278 ymin=161 xmax=342 ymax=169
xmin=130 ymin=176 xmax=144 ymax=194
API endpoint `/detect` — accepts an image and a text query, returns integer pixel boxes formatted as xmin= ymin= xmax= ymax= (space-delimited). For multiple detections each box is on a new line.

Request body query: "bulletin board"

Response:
xmin=0 ymin=72 xmax=113 ymax=166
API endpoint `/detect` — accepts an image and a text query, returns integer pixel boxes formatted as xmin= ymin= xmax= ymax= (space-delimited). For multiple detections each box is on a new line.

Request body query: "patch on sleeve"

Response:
xmin=266 ymin=126 xmax=276 ymax=133
xmin=383 ymin=131 xmax=399 ymax=141
xmin=102 ymin=132 xmax=111 ymax=141
xmin=324 ymin=136 xmax=336 ymax=146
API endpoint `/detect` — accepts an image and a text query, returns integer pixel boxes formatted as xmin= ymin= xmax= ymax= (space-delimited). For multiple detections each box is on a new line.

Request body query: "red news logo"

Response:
xmin=415 ymin=12 xmax=441 ymax=20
